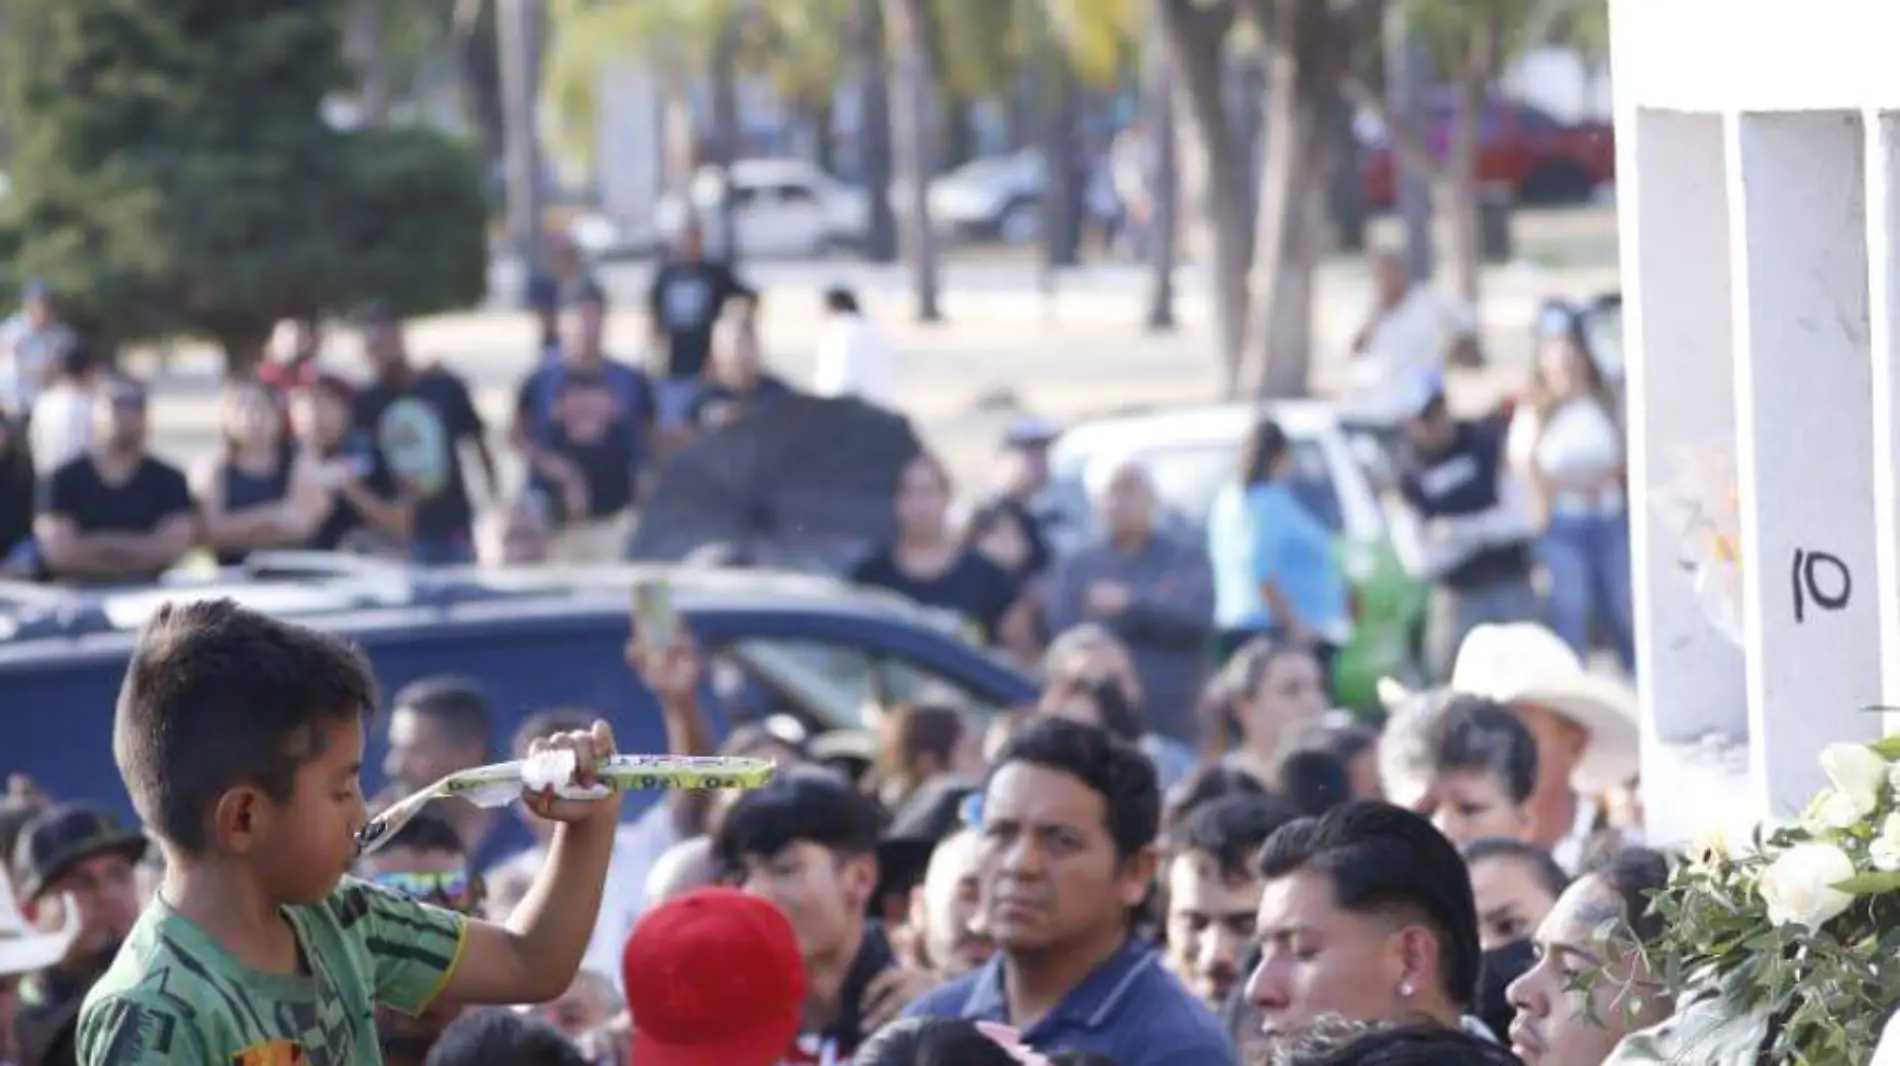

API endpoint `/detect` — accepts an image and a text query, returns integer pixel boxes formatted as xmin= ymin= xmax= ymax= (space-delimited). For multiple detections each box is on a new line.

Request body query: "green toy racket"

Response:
xmin=356 ymin=753 xmax=775 ymax=857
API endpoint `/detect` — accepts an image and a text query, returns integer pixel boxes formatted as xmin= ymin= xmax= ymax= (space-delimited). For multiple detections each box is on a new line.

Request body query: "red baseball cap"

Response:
xmin=623 ymin=886 xmax=806 ymax=1066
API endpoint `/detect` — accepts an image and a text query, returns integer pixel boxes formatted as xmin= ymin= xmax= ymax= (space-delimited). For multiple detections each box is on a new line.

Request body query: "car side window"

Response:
xmin=776 ymin=182 xmax=818 ymax=205
xmin=721 ymin=637 xmax=1005 ymax=730
xmin=729 ymin=184 xmax=762 ymax=208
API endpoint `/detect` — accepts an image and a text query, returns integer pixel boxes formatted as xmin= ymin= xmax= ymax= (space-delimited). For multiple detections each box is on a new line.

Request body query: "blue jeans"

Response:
xmin=1542 ymin=511 xmax=1635 ymax=673
xmin=410 ymin=533 xmax=475 ymax=566
xmin=656 ymin=378 xmax=701 ymax=432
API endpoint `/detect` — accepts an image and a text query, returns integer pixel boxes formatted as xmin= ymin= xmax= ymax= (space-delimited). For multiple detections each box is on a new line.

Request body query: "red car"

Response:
xmin=1361 ymin=96 xmax=1614 ymax=208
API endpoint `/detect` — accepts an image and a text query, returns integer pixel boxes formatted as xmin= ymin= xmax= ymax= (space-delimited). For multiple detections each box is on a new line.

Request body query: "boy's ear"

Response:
xmin=841 ymin=852 xmax=878 ymax=911
xmin=212 ymin=787 xmax=267 ymax=854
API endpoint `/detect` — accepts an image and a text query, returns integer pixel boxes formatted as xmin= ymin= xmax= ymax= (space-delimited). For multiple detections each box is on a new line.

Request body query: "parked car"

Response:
xmin=655 ymin=159 xmax=869 ymax=259
xmin=928 ymin=150 xmax=1045 ymax=245
xmin=1041 ymin=401 xmax=1430 ymax=713
xmin=1360 ymin=95 xmax=1615 ymax=208
xmin=0 ymin=556 xmax=1036 ymax=820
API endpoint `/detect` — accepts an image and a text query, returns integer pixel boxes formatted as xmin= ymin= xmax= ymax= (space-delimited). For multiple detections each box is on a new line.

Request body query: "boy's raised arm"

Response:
xmin=436 ymin=722 xmax=623 ymax=1006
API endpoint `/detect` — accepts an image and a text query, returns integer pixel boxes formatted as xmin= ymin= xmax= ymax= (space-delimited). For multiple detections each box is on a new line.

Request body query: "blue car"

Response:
xmin=0 ymin=556 xmax=1039 ymax=821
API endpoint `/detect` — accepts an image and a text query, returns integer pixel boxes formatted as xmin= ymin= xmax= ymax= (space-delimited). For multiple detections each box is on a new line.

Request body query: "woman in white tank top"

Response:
xmin=1508 ymin=323 xmax=1635 ymax=673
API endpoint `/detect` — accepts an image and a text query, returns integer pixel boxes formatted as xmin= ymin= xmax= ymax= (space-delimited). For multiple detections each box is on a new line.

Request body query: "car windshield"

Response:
xmin=1139 ymin=440 xmax=1344 ymax=531
xmin=1050 ymin=437 xmax=1345 ymax=543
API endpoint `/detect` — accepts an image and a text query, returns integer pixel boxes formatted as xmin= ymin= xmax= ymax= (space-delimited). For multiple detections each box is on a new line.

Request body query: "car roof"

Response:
xmin=0 ymin=558 xmax=957 ymax=653
xmin=1051 ymin=399 xmax=1338 ymax=466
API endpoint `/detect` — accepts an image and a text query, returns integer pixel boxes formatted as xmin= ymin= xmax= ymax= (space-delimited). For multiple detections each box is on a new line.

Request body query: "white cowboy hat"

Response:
xmin=0 ymin=871 xmax=77 ymax=977
xmin=1448 ymin=622 xmax=1641 ymax=795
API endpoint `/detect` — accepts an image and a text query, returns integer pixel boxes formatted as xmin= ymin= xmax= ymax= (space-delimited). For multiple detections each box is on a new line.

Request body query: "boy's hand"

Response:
xmin=522 ymin=720 xmax=623 ymax=825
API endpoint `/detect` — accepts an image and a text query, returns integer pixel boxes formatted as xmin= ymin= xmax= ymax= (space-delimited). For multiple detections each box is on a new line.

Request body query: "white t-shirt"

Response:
xmin=29 ymin=383 xmax=93 ymax=474
xmin=812 ymin=314 xmax=894 ymax=408
xmin=1346 ymin=287 xmax=1478 ymax=423
xmin=1507 ymin=397 xmax=1624 ymax=515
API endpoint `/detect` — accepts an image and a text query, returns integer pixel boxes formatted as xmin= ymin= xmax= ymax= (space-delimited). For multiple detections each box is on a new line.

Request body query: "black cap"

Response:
xmin=11 ymin=803 xmax=148 ymax=902
xmin=869 ymin=775 xmax=982 ymax=918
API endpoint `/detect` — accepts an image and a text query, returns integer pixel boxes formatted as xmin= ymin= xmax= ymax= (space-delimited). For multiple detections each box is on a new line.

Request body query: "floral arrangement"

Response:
xmin=1635 ymin=739 xmax=1900 ymax=1061
xmin=1653 ymin=446 xmax=1743 ymax=646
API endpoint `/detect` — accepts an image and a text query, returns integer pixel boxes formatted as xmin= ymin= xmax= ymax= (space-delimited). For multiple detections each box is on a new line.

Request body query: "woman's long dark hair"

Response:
xmin=1238 ymin=416 xmax=1290 ymax=487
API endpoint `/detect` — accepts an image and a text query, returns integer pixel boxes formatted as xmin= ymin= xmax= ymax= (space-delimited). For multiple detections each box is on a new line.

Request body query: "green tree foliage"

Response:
xmin=0 ymin=1 xmax=487 ymax=371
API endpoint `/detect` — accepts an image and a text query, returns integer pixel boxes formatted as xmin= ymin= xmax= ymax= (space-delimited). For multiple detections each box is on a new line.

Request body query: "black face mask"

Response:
xmin=1476 ymin=937 xmax=1538 ymax=1041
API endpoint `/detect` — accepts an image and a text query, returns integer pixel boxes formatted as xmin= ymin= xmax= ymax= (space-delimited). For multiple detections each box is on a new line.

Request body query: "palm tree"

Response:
xmin=885 ymin=0 xmax=944 ymax=321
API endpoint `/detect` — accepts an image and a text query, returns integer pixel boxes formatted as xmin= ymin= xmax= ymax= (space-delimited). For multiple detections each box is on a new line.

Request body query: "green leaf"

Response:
xmin=1833 ymin=871 xmax=1900 ymax=895
xmin=1868 ymin=736 xmax=1900 ymax=760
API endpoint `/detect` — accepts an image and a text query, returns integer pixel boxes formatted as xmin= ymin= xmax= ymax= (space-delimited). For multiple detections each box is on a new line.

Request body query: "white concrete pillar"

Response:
xmin=1864 ymin=112 xmax=1900 ymax=733
xmin=1619 ymin=108 xmax=1750 ymax=846
xmin=1728 ymin=111 xmax=1882 ymax=818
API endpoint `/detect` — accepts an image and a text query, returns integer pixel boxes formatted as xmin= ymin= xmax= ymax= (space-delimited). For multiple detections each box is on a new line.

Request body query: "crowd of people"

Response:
xmin=0 ymin=222 xmax=900 ymax=584
xmin=0 ymin=186 xmax=1659 ymax=1064
xmin=0 ymin=590 xmax=1661 ymax=1066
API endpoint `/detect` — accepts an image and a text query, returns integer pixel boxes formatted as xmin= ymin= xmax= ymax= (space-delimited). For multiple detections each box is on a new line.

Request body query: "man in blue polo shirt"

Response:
xmin=903 ymin=718 xmax=1238 ymax=1066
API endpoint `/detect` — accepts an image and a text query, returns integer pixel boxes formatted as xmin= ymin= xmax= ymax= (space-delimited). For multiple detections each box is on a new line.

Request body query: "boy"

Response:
xmin=76 ymin=598 xmax=621 ymax=1065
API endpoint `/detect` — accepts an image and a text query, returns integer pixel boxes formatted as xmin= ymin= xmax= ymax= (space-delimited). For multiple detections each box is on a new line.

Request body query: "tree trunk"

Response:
xmin=857 ymin=0 xmax=900 ymax=262
xmin=498 ymin=0 xmax=546 ymax=291
xmin=348 ymin=0 xmax=393 ymax=126
xmin=1159 ymin=0 xmax=1247 ymax=396
xmin=1246 ymin=0 xmax=1363 ymax=400
xmin=1441 ymin=27 xmax=1495 ymax=306
xmin=1249 ymin=61 xmax=1332 ymax=398
xmin=451 ymin=0 xmax=506 ymax=175
xmin=1040 ymin=53 xmax=1083 ymax=269
xmin=886 ymin=0 xmax=943 ymax=322
xmin=1144 ymin=16 xmax=1179 ymax=332
xmin=710 ymin=18 xmax=743 ymax=266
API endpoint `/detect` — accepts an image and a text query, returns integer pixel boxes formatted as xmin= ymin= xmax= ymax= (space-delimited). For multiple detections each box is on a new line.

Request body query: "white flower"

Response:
xmin=1758 ymin=842 xmax=1857 ymax=930
xmin=1872 ymin=813 xmax=1900 ymax=872
xmin=1808 ymin=787 xmax=1867 ymax=830
xmin=1887 ymin=759 xmax=1900 ymax=799
xmin=1821 ymin=743 xmax=1888 ymax=819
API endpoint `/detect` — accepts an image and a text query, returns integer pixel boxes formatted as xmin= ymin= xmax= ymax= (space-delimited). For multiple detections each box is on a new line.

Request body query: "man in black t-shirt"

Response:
xmin=684 ymin=302 xmax=794 ymax=434
xmin=646 ymin=220 xmax=752 ymax=433
xmin=352 ymin=305 xmax=497 ymax=564
xmin=510 ymin=284 xmax=656 ymax=562
xmin=1392 ymin=372 xmax=1542 ymax=678
xmin=35 ymin=376 xmax=196 ymax=584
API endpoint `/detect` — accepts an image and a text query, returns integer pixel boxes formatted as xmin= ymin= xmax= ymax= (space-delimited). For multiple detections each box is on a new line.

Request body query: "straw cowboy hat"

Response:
xmin=0 ymin=870 xmax=77 ymax=977
xmin=1381 ymin=622 xmax=1640 ymax=795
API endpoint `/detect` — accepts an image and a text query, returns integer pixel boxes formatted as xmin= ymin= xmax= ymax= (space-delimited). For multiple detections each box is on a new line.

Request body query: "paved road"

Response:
xmin=137 ymin=221 xmax=1619 ymax=500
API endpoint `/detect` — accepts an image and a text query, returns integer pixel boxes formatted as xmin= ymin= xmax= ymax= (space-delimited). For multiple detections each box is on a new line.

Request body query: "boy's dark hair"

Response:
xmin=383 ymin=811 xmax=465 ymax=858
xmin=1277 ymin=749 xmax=1352 ymax=817
xmin=423 ymin=1009 xmax=588 ymax=1066
xmin=391 ymin=676 xmax=491 ymax=755
xmin=854 ymin=1016 xmax=1018 ymax=1066
xmin=1273 ymin=1019 xmax=1520 ymax=1066
xmin=1580 ymin=844 xmax=1670 ymax=946
xmin=1461 ymin=836 xmax=1570 ymax=901
xmin=114 ymin=600 xmax=378 ymax=853
xmin=823 ymin=286 xmax=860 ymax=314
xmin=993 ymin=717 xmax=1158 ymax=860
xmin=1049 ymin=1055 xmax=1122 ymax=1066
xmin=1259 ymin=801 xmax=1481 ymax=1008
xmin=1046 ymin=674 xmax=1143 ymax=745
xmin=1425 ymin=695 xmax=1538 ymax=805
xmin=1170 ymin=793 xmax=1300 ymax=883
xmin=1164 ymin=762 xmax=1268 ymax=832
xmin=511 ymin=706 xmax=595 ymax=759
xmin=715 ymin=766 xmax=884 ymax=871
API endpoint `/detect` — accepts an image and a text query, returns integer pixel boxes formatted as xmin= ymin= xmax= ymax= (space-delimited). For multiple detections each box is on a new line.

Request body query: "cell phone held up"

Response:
xmin=632 ymin=580 xmax=677 ymax=659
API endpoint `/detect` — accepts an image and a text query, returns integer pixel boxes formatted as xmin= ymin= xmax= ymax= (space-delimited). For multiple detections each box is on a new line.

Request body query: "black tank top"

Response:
xmin=217 ymin=443 xmax=294 ymax=565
